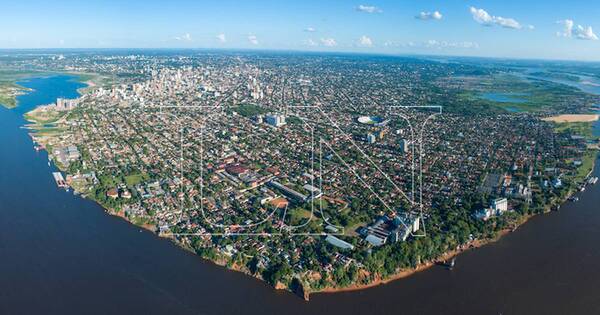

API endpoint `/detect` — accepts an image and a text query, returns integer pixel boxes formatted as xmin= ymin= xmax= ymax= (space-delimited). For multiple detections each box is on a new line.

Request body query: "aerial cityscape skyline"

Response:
xmin=2 ymin=0 xmax=600 ymax=61
xmin=2 ymin=1 xmax=600 ymax=314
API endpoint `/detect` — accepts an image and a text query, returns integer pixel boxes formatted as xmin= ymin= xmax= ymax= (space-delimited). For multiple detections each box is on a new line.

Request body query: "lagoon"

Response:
xmin=480 ymin=92 xmax=529 ymax=104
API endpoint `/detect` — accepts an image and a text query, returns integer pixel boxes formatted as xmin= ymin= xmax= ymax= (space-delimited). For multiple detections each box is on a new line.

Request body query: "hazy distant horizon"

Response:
xmin=2 ymin=0 xmax=599 ymax=61
xmin=2 ymin=47 xmax=600 ymax=64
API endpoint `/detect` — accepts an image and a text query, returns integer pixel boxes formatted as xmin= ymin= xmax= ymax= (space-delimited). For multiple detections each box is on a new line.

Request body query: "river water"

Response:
xmin=1 ymin=75 xmax=600 ymax=314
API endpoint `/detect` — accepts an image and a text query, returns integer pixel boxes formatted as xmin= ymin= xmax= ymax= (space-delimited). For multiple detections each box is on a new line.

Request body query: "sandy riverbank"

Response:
xmin=543 ymin=114 xmax=600 ymax=123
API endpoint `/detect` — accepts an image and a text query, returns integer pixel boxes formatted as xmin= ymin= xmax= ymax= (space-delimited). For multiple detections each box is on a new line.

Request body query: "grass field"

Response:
xmin=0 ymin=94 xmax=16 ymax=108
xmin=575 ymin=150 xmax=598 ymax=181
xmin=0 ymin=81 xmax=25 ymax=108
xmin=125 ymin=172 xmax=150 ymax=186
xmin=24 ymin=107 xmax=66 ymax=124
xmin=33 ymin=127 xmax=68 ymax=136
xmin=552 ymin=121 xmax=596 ymax=140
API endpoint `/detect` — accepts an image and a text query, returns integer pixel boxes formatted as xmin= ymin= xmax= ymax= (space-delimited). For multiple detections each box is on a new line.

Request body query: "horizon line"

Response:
xmin=1 ymin=47 xmax=600 ymax=64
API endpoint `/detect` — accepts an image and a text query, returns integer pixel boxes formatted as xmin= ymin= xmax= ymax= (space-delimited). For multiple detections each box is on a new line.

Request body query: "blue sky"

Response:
xmin=1 ymin=0 xmax=599 ymax=61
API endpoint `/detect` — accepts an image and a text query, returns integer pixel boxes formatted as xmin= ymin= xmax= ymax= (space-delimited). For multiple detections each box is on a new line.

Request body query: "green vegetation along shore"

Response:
xmin=449 ymin=74 xmax=599 ymax=113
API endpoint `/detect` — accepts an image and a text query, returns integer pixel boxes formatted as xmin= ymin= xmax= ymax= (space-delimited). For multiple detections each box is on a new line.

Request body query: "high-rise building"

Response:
xmin=367 ymin=133 xmax=377 ymax=144
xmin=399 ymin=139 xmax=409 ymax=153
xmin=492 ymin=198 xmax=508 ymax=213
xmin=55 ymin=98 xmax=78 ymax=111
xmin=265 ymin=114 xmax=286 ymax=127
xmin=475 ymin=198 xmax=509 ymax=220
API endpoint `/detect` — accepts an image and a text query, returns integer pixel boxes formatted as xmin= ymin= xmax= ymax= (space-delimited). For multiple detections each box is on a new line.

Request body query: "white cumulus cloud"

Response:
xmin=469 ymin=7 xmax=493 ymax=25
xmin=356 ymin=5 xmax=382 ymax=13
xmin=358 ymin=35 xmax=373 ymax=47
xmin=416 ymin=11 xmax=442 ymax=20
xmin=304 ymin=39 xmax=318 ymax=46
xmin=216 ymin=33 xmax=226 ymax=43
xmin=494 ymin=16 xmax=521 ymax=29
xmin=174 ymin=33 xmax=193 ymax=41
xmin=304 ymin=27 xmax=316 ymax=32
xmin=248 ymin=35 xmax=259 ymax=45
xmin=557 ymin=19 xmax=598 ymax=40
xmin=320 ymin=38 xmax=337 ymax=47
xmin=469 ymin=7 xmax=525 ymax=29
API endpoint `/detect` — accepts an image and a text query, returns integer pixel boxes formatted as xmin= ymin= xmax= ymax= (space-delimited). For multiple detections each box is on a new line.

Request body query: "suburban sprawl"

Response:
xmin=2 ymin=50 xmax=600 ymax=299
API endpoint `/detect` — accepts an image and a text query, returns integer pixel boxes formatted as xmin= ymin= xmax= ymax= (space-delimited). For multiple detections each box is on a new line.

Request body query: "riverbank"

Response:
xmin=16 ymin=72 xmax=600 ymax=301
xmin=26 ymin=106 xmax=599 ymax=300
xmin=0 ymin=82 xmax=31 ymax=109
xmin=543 ymin=114 xmax=600 ymax=123
xmin=315 ymin=149 xmax=598 ymax=297
xmin=0 ymin=70 xmax=82 ymax=109
xmin=0 ymin=71 xmax=103 ymax=109
xmin=315 ymin=214 xmax=531 ymax=296
xmin=66 ymin=71 xmax=112 ymax=94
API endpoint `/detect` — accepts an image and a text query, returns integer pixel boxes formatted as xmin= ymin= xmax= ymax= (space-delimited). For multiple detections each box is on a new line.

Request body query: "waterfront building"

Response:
xmin=390 ymin=226 xmax=411 ymax=243
xmin=107 ymin=188 xmax=119 ymax=199
xmin=553 ymin=178 xmax=563 ymax=188
xmin=492 ymin=198 xmax=508 ymax=212
xmin=55 ymin=98 xmax=79 ymax=111
xmin=390 ymin=214 xmax=420 ymax=242
xmin=475 ymin=198 xmax=509 ymax=220
xmin=362 ymin=214 xmax=420 ymax=246
xmin=121 ymin=190 xmax=132 ymax=199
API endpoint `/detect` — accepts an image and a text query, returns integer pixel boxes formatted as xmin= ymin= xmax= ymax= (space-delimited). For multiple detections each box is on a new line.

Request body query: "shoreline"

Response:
xmin=27 ymin=115 xmax=599 ymax=300
xmin=76 ymin=78 xmax=97 ymax=94
xmin=315 ymin=217 xmax=529 ymax=296
xmin=77 ymin=171 xmax=586 ymax=300
xmin=1 ymin=71 xmax=98 ymax=110
xmin=543 ymin=114 xmax=600 ymax=123
xmin=0 ymin=84 xmax=32 ymax=109
xmin=18 ymin=75 xmax=600 ymax=301
xmin=315 ymin=155 xmax=597 ymax=296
